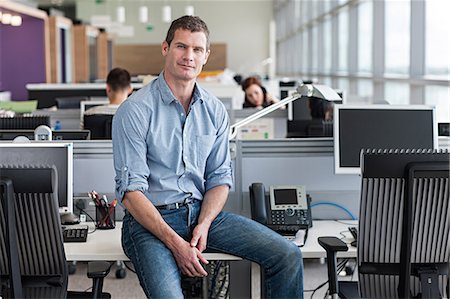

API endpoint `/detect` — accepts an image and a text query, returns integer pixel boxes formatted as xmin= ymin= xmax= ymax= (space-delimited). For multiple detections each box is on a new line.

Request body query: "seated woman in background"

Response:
xmin=241 ymin=76 xmax=279 ymax=109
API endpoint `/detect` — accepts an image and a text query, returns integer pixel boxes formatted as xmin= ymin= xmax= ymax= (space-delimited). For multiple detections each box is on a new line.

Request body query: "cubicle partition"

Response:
xmin=71 ymin=139 xmax=359 ymax=221
xmin=72 ymin=137 xmax=450 ymax=221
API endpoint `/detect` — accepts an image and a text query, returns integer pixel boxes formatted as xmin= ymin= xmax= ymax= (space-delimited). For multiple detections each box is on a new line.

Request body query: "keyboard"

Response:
xmin=63 ymin=227 xmax=88 ymax=243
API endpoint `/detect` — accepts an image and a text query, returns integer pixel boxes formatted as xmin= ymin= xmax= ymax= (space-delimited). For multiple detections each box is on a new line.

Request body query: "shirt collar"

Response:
xmin=158 ymin=71 xmax=204 ymax=105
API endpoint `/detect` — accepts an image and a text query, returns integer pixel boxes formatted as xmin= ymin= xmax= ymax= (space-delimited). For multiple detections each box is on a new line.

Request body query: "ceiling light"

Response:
xmin=162 ymin=5 xmax=171 ymax=23
xmin=11 ymin=15 xmax=22 ymax=26
xmin=139 ymin=6 xmax=148 ymax=23
xmin=0 ymin=11 xmax=3 ymax=22
xmin=1 ymin=13 xmax=12 ymax=25
xmin=116 ymin=6 xmax=125 ymax=23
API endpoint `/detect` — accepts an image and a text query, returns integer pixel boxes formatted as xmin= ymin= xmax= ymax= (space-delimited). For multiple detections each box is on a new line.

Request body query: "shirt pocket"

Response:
xmin=195 ymin=135 xmax=216 ymax=168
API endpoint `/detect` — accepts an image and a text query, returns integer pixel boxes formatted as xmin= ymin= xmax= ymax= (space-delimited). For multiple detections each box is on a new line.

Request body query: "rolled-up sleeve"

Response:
xmin=204 ymin=105 xmax=233 ymax=191
xmin=112 ymin=100 xmax=150 ymax=201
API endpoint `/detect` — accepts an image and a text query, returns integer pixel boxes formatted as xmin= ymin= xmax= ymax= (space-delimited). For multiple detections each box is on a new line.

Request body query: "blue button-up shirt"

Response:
xmin=112 ymin=72 xmax=233 ymax=206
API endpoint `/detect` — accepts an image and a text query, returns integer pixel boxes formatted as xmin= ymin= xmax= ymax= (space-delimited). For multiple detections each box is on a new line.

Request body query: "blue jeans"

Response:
xmin=122 ymin=201 xmax=304 ymax=298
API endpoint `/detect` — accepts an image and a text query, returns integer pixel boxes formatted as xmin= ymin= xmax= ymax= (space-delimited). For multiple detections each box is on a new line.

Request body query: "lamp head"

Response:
xmin=297 ymin=84 xmax=342 ymax=101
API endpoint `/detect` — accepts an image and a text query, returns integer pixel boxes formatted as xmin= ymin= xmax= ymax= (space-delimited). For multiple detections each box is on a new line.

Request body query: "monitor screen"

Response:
xmin=334 ymin=105 xmax=437 ymax=174
xmin=0 ymin=142 xmax=73 ymax=213
xmin=273 ymin=189 xmax=298 ymax=205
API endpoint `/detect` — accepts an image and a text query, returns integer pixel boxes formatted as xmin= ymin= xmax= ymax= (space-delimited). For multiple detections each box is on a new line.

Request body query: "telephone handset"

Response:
xmin=249 ymin=183 xmax=312 ymax=234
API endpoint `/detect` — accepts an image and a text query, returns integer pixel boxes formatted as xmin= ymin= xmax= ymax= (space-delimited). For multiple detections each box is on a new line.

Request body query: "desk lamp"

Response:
xmin=229 ymin=83 xmax=342 ymax=139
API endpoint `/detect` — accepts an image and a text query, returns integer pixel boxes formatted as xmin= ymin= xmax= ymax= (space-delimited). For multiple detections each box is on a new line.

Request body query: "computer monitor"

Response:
xmin=80 ymin=100 xmax=109 ymax=122
xmin=0 ymin=142 xmax=73 ymax=213
xmin=83 ymin=114 xmax=113 ymax=139
xmin=334 ymin=105 xmax=437 ymax=174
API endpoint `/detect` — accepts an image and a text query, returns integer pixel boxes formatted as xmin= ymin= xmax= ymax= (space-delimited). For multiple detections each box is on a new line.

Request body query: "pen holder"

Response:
xmin=95 ymin=205 xmax=115 ymax=229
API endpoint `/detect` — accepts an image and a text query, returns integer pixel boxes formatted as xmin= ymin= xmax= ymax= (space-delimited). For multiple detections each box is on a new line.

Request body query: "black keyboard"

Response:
xmin=63 ymin=227 xmax=88 ymax=243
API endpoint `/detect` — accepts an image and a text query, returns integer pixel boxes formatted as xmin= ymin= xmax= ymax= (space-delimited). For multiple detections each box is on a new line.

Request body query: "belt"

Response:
xmin=156 ymin=198 xmax=199 ymax=210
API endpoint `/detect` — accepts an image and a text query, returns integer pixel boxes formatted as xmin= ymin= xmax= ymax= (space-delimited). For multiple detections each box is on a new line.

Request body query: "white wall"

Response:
xmin=76 ymin=0 xmax=273 ymax=77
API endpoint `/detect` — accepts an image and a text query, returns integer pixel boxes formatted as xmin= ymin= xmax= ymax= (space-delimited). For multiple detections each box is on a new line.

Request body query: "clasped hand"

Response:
xmin=173 ymin=223 xmax=210 ymax=277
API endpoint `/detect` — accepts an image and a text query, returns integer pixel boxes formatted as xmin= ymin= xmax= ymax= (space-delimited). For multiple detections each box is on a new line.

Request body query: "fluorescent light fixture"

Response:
xmin=139 ymin=6 xmax=148 ymax=23
xmin=11 ymin=15 xmax=22 ymax=26
xmin=162 ymin=5 xmax=171 ymax=23
xmin=185 ymin=5 xmax=194 ymax=16
xmin=2 ymin=13 xmax=12 ymax=25
xmin=116 ymin=6 xmax=126 ymax=23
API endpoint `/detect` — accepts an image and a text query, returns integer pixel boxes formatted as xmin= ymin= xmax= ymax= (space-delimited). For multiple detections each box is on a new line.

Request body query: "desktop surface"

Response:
xmin=64 ymin=220 xmax=357 ymax=261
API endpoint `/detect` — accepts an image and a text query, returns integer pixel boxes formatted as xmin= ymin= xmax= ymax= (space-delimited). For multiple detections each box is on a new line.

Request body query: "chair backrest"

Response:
xmin=83 ymin=114 xmax=113 ymax=139
xmin=358 ymin=149 xmax=449 ymax=298
xmin=0 ymin=166 xmax=68 ymax=298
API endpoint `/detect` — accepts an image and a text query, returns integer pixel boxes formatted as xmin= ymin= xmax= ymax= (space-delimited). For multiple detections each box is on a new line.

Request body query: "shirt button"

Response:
xmin=123 ymin=167 xmax=128 ymax=171
xmin=180 ymin=113 xmax=184 ymax=116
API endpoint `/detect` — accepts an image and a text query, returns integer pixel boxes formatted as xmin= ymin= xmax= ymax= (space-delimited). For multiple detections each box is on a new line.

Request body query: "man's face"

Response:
xmin=162 ymin=29 xmax=210 ymax=82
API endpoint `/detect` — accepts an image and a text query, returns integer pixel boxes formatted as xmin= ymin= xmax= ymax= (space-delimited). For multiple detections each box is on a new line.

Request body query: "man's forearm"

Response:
xmin=197 ymin=185 xmax=229 ymax=226
xmin=122 ymin=191 xmax=184 ymax=250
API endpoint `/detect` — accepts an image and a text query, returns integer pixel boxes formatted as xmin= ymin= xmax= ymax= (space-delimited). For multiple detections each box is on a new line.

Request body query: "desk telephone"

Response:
xmin=249 ymin=183 xmax=312 ymax=236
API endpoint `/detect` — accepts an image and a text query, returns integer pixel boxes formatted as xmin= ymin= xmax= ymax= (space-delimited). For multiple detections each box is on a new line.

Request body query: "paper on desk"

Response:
xmin=292 ymin=229 xmax=306 ymax=247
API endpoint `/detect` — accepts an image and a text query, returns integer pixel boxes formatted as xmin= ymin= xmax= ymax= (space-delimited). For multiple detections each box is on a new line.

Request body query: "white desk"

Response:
xmin=64 ymin=220 xmax=357 ymax=298
xmin=64 ymin=222 xmax=241 ymax=262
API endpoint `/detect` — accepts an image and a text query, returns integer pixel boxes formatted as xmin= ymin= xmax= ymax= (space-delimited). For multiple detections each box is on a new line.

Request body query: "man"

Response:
xmin=85 ymin=67 xmax=132 ymax=116
xmin=112 ymin=16 xmax=303 ymax=298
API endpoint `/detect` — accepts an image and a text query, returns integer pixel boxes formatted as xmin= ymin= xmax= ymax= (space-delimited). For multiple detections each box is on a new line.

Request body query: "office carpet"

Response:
xmin=68 ymin=259 xmax=357 ymax=298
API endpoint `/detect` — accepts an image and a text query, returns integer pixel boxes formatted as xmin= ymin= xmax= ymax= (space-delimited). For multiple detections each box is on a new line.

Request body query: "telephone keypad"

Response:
xmin=271 ymin=209 xmax=310 ymax=226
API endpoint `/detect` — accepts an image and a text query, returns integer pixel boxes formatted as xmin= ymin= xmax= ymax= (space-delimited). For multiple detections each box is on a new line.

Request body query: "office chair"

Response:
xmin=319 ymin=149 xmax=449 ymax=298
xmin=83 ymin=114 xmax=113 ymax=140
xmin=0 ymin=166 xmax=111 ymax=298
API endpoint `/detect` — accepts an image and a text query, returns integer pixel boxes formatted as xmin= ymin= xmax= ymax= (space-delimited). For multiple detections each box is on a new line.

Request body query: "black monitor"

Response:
xmin=334 ymin=105 xmax=437 ymax=174
xmin=55 ymin=97 xmax=88 ymax=109
xmin=286 ymin=119 xmax=333 ymax=137
xmin=0 ymin=130 xmax=90 ymax=141
xmin=287 ymin=95 xmax=341 ymax=138
xmin=83 ymin=114 xmax=113 ymax=139
xmin=0 ymin=142 xmax=73 ymax=213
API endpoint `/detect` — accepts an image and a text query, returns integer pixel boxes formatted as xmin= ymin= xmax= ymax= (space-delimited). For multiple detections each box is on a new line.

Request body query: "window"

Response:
xmin=425 ymin=0 xmax=450 ymax=77
xmin=385 ymin=0 xmax=410 ymax=75
xmin=337 ymin=78 xmax=350 ymax=96
xmin=338 ymin=7 xmax=349 ymax=72
xmin=357 ymin=79 xmax=373 ymax=103
xmin=358 ymin=0 xmax=372 ymax=73
xmin=311 ymin=25 xmax=318 ymax=73
xmin=302 ymin=30 xmax=308 ymax=73
xmin=385 ymin=82 xmax=409 ymax=105
xmin=324 ymin=17 xmax=332 ymax=73
xmin=425 ymin=86 xmax=450 ymax=122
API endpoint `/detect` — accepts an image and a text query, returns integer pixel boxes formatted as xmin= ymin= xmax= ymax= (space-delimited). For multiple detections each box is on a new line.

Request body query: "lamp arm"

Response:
xmin=229 ymin=92 xmax=302 ymax=139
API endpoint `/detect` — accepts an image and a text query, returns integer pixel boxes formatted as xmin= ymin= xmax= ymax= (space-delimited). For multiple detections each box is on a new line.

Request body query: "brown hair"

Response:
xmin=107 ymin=68 xmax=131 ymax=92
xmin=241 ymin=76 xmax=269 ymax=108
xmin=165 ymin=15 xmax=210 ymax=49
